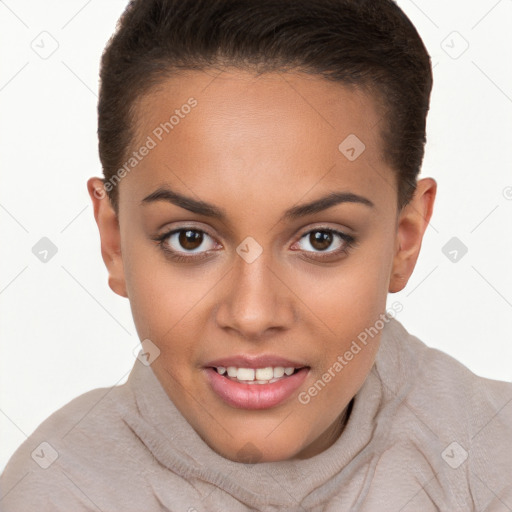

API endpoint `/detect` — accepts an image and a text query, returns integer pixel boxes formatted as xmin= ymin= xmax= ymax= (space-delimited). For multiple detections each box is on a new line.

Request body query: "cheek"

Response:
xmin=128 ymin=272 xmax=198 ymax=333
xmin=294 ymin=243 xmax=390 ymax=378
xmin=296 ymin=253 xmax=388 ymax=334
xmin=301 ymin=278 xmax=384 ymax=417
xmin=120 ymin=223 xmax=236 ymax=371
xmin=122 ymin=240 xmax=220 ymax=357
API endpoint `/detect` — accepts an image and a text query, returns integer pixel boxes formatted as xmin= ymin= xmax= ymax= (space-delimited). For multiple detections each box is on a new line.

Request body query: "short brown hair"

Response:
xmin=98 ymin=0 xmax=433 ymax=212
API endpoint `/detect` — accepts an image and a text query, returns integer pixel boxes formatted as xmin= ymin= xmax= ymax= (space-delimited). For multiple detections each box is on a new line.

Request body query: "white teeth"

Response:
xmin=237 ymin=368 xmax=255 ymax=381
xmin=215 ymin=365 xmax=300 ymax=382
xmin=273 ymin=367 xmax=285 ymax=378
xmin=255 ymin=367 xmax=273 ymax=380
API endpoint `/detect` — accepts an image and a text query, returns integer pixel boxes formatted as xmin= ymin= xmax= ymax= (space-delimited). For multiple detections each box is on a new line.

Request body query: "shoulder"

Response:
xmin=0 ymin=379 xmax=149 ymax=511
xmin=381 ymin=317 xmax=512 ymax=417
xmin=377 ymin=318 xmax=512 ymax=509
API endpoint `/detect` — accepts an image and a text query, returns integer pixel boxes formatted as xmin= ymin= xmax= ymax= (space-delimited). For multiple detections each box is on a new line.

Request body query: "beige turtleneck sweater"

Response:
xmin=1 ymin=317 xmax=511 ymax=511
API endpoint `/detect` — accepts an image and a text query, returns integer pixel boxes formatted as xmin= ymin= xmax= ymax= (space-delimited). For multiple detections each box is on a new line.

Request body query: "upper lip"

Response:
xmin=204 ymin=354 xmax=309 ymax=369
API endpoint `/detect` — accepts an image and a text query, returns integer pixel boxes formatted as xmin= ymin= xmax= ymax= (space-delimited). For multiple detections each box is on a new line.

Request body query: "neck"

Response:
xmin=292 ymin=398 xmax=354 ymax=460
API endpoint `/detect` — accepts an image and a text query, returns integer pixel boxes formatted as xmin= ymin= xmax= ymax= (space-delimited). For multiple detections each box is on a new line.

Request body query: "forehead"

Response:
xmin=124 ymin=69 xmax=395 ymax=216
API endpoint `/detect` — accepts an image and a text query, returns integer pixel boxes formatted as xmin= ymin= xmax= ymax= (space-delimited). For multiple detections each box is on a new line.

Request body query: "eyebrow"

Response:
xmin=141 ymin=186 xmax=375 ymax=222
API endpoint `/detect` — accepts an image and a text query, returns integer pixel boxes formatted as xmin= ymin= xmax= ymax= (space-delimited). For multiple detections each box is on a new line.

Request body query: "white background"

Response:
xmin=1 ymin=0 xmax=511 ymax=472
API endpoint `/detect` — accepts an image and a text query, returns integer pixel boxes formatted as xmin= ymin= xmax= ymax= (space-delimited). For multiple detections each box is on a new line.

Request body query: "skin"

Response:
xmin=87 ymin=69 xmax=436 ymax=462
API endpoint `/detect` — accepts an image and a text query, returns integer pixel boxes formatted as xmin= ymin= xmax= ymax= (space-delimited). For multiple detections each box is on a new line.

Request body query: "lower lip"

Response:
xmin=204 ymin=367 xmax=309 ymax=410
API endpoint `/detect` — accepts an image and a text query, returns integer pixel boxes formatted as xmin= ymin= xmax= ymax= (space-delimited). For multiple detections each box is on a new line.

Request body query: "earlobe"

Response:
xmin=388 ymin=178 xmax=437 ymax=294
xmin=86 ymin=177 xmax=128 ymax=298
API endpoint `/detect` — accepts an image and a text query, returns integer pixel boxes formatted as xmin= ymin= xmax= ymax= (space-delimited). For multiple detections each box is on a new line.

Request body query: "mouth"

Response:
xmin=203 ymin=361 xmax=310 ymax=409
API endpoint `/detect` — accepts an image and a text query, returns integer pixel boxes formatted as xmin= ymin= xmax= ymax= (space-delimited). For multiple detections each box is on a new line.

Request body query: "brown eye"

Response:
xmin=178 ymin=229 xmax=204 ymax=250
xmin=299 ymin=229 xmax=339 ymax=252
xmin=155 ymin=225 xmax=356 ymax=264
xmin=161 ymin=228 xmax=217 ymax=255
xmin=308 ymin=230 xmax=333 ymax=251
xmin=293 ymin=227 xmax=356 ymax=260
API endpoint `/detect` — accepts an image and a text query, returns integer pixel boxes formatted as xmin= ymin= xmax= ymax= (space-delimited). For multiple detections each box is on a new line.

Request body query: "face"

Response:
xmin=88 ymin=69 xmax=436 ymax=462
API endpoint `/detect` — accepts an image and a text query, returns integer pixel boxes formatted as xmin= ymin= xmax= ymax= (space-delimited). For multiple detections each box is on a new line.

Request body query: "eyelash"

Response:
xmin=152 ymin=226 xmax=358 ymax=264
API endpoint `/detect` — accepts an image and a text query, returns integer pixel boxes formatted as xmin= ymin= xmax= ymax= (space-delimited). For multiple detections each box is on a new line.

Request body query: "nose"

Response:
xmin=215 ymin=249 xmax=297 ymax=341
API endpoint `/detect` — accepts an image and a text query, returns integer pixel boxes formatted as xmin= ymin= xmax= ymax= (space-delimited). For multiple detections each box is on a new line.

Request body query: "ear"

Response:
xmin=388 ymin=177 xmax=437 ymax=293
xmin=87 ymin=177 xmax=128 ymax=298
